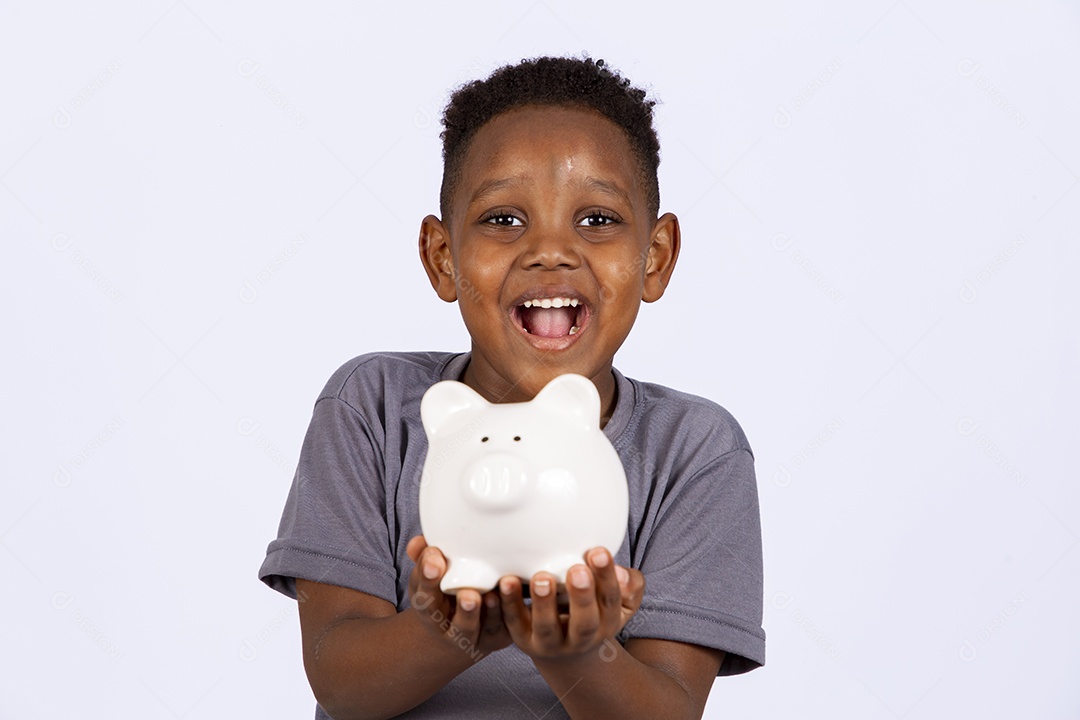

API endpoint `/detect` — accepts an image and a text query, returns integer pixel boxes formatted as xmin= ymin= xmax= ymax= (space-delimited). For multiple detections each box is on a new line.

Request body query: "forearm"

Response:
xmin=534 ymin=642 xmax=699 ymax=720
xmin=305 ymin=608 xmax=480 ymax=720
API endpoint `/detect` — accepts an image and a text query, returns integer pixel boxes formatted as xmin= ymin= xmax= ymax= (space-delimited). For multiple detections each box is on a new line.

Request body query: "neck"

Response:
xmin=460 ymin=353 xmax=617 ymax=429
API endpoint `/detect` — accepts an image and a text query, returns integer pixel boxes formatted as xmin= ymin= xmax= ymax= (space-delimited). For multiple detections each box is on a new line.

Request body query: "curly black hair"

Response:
xmin=439 ymin=56 xmax=661 ymax=221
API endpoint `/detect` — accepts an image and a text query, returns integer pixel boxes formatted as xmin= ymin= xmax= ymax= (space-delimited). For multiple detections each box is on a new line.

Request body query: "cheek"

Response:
xmin=599 ymin=250 xmax=647 ymax=291
xmin=453 ymin=250 xmax=506 ymax=310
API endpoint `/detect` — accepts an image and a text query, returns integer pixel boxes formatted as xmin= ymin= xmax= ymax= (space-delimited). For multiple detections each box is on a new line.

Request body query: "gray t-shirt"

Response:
xmin=259 ymin=351 xmax=765 ymax=718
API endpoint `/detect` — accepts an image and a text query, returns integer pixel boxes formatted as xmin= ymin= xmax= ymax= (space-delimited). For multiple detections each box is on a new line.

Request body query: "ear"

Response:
xmin=418 ymin=214 xmax=458 ymax=302
xmin=642 ymin=212 xmax=680 ymax=303
xmin=421 ymin=380 xmax=488 ymax=438
xmin=532 ymin=374 xmax=601 ymax=431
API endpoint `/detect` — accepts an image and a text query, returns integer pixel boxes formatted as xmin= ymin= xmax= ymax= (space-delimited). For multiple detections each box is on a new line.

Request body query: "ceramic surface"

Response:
xmin=418 ymin=374 xmax=629 ymax=593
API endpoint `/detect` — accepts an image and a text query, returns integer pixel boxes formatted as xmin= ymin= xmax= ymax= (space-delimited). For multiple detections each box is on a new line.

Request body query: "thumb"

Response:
xmin=406 ymin=535 xmax=429 ymax=563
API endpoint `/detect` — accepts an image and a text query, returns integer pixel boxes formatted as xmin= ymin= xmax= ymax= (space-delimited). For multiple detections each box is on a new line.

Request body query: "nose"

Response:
xmin=462 ymin=453 xmax=530 ymax=511
xmin=519 ymin=221 xmax=580 ymax=271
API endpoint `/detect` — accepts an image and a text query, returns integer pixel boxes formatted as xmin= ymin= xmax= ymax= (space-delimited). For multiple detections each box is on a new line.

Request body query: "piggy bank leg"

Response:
xmin=538 ymin=554 xmax=587 ymax=586
xmin=440 ymin=558 xmax=500 ymax=595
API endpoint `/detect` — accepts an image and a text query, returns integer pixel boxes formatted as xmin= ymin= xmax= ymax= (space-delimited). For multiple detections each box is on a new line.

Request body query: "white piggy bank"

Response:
xmin=418 ymin=374 xmax=629 ymax=594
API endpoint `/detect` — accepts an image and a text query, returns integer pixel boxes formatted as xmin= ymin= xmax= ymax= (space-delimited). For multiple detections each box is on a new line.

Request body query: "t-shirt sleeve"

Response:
xmin=258 ymin=395 xmax=399 ymax=604
xmin=621 ymin=447 xmax=766 ymax=675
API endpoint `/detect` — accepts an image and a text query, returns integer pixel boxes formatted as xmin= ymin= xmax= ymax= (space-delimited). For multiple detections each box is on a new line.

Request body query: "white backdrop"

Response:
xmin=2 ymin=1 xmax=1077 ymax=718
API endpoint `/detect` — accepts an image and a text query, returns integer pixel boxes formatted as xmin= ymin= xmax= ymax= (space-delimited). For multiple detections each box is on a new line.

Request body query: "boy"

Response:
xmin=259 ymin=56 xmax=765 ymax=719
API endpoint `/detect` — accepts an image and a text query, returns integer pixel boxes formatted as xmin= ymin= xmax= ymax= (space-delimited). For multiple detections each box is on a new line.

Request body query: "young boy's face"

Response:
xmin=420 ymin=104 xmax=679 ymax=408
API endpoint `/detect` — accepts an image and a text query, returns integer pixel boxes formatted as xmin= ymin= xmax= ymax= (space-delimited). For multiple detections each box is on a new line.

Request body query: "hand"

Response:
xmin=405 ymin=535 xmax=511 ymax=658
xmin=498 ymin=547 xmax=645 ymax=662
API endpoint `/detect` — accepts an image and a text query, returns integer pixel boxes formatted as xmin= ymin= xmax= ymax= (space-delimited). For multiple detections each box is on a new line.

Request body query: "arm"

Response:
xmin=295 ymin=538 xmax=510 ymax=720
xmin=499 ymin=548 xmax=725 ymax=720
xmin=537 ymin=637 xmax=724 ymax=719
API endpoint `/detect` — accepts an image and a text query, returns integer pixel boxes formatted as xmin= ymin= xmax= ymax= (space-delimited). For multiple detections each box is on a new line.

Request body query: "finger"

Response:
xmin=565 ymin=563 xmax=601 ymax=649
xmin=480 ymin=590 xmax=504 ymax=638
xmin=624 ymin=568 xmax=645 ymax=609
xmin=420 ymin=546 xmax=446 ymax=582
xmin=410 ymin=546 xmax=447 ymax=607
xmin=529 ymin=572 xmax=562 ymax=653
xmin=498 ymin=576 xmax=532 ymax=645
xmin=587 ymin=548 xmax=622 ymax=620
xmin=406 ymin=535 xmax=428 ymax=563
xmin=449 ymin=589 xmax=482 ymax=647
xmin=614 ymin=565 xmax=640 ymax=603
xmin=618 ymin=568 xmax=646 ymax=628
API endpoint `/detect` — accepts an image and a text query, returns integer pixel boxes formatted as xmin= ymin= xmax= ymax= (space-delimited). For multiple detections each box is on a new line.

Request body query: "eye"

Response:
xmin=513 ymin=436 xmax=521 ymax=442
xmin=480 ymin=210 xmax=524 ymax=227
xmin=577 ymin=210 xmax=620 ymax=227
xmin=481 ymin=436 xmax=489 ymax=442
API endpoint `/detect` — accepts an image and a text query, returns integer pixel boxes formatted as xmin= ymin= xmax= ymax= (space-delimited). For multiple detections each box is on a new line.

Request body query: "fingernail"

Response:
xmin=570 ymin=567 xmax=591 ymax=589
xmin=615 ymin=566 xmax=629 ymax=585
xmin=500 ymin=578 xmax=514 ymax=595
xmin=591 ymin=549 xmax=609 ymax=568
xmin=423 ymin=562 xmax=440 ymax=580
xmin=459 ymin=595 xmax=477 ymax=611
xmin=534 ymin=578 xmax=552 ymax=596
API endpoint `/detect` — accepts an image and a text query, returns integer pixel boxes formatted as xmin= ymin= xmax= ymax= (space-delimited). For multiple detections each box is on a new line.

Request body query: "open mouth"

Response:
xmin=510 ymin=296 xmax=589 ymax=339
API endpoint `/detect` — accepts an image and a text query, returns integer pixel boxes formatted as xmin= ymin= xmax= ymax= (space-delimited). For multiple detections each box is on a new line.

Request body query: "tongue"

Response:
xmin=520 ymin=306 xmax=575 ymax=338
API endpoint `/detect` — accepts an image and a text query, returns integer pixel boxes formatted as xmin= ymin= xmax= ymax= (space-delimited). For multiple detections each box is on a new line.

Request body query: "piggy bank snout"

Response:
xmin=463 ymin=453 xmax=529 ymax=511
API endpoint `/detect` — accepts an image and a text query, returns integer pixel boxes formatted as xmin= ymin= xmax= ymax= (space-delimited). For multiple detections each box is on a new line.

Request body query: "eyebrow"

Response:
xmin=469 ymin=176 xmax=532 ymax=205
xmin=580 ymin=177 xmax=633 ymax=207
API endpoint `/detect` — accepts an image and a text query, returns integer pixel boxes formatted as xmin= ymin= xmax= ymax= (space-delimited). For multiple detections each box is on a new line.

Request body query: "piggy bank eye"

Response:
xmin=481 ymin=436 xmax=489 ymax=442
xmin=513 ymin=436 xmax=521 ymax=442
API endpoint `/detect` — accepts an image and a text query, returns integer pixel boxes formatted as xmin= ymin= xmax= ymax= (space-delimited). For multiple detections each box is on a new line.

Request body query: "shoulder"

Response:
xmin=315 ymin=350 xmax=458 ymax=413
xmin=619 ymin=374 xmax=753 ymax=461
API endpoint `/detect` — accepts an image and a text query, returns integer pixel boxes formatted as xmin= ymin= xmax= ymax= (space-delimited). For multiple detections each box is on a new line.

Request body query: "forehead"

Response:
xmin=456 ymin=105 xmax=643 ymax=202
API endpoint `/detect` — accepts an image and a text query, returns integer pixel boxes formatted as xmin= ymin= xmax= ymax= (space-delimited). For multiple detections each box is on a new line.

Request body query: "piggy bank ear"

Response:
xmin=532 ymin=374 xmax=601 ymax=431
xmin=421 ymin=380 xmax=487 ymax=438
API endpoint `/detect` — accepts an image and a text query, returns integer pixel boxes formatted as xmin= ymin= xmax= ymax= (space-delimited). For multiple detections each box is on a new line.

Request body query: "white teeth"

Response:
xmin=569 ymin=326 xmax=579 ymax=335
xmin=521 ymin=297 xmax=579 ymax=309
